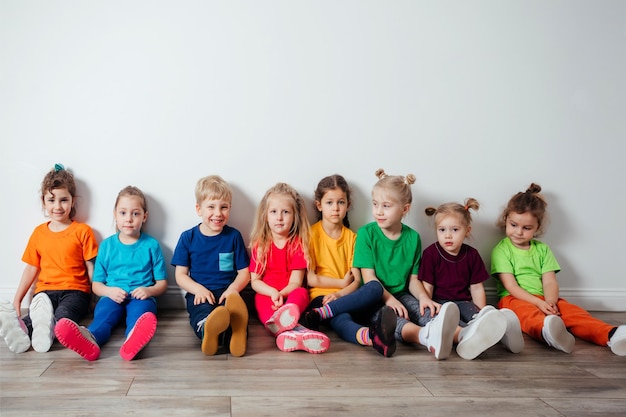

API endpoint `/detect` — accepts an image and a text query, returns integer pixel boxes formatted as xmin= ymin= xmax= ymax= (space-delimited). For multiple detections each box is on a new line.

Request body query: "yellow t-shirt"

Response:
xmin=22 ymin=221 xmax=98 ymax=294
xmin=308 ymin=221 xmax=356 ymax=300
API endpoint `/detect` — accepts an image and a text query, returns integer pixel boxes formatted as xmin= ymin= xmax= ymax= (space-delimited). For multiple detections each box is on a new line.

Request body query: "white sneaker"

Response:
xmin=30 ymin=293 xmax=55 ymax=352
xmin=0 ymin=299 xmax=30 ymax=353
xmin=457 ymin=308 xmax=507 ymax=360
xmin=542 ymin=315 xmax=575 ymax=353
xmin=499 ymin=308 xmax=524 ymax=353
xmin=608 ymin=325 xmax=626 ymax=356
xmin=419 ymin=302 xmax=459 ymax=360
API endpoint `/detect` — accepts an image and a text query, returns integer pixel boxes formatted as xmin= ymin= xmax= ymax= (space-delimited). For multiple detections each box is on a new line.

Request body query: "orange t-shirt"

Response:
xmin=21 ymin=221 xmax=98 ymax=294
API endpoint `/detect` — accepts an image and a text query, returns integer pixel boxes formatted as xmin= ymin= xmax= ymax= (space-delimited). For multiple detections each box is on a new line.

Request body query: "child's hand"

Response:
xmin=322 ymin=292 xmax=341 ymax=304
xmin=193 ymin=288 xmax=216 ymax=305
xmin=537 ymin=299 xmax=559 ymax=315
xmin=106 ymin=287 xmax=127 ymax=304
xmin=386 ymin=297 xmax=409 ymax=319
xmin=419 ymin=297 xmax=441 ymax=317
xmin=340 ymin=270 xmax=355 ymax=288
xmin=130 ymin=287 xmax=150 ymax=300
xmin=271 ymin=290 xmax=284 ymax=310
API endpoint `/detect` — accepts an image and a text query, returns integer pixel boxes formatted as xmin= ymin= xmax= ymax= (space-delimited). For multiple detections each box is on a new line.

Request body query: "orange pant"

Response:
xmin=498 ymin=295 xmax=614 ymax=347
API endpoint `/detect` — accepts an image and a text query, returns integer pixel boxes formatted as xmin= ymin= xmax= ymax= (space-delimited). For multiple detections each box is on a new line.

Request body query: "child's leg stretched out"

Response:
xmin=119 ymin=298 xmax=158 ymax=361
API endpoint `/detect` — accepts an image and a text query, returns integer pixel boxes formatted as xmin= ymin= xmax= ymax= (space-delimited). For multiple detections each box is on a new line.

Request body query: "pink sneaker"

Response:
xmin=120 ymin=312 xmax=157 ymax=361
xmin=55 ymin=318 xmax=100 ymax=361
xmin=264 ymin=303 xmax=300 ymax=336
xmin=275 ymin=325 xmax=330 ymax=354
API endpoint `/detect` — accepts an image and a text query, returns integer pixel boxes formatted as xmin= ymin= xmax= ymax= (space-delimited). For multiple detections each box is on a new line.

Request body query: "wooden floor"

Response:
xmin=1 ymin=310 xmax=625 ymax=417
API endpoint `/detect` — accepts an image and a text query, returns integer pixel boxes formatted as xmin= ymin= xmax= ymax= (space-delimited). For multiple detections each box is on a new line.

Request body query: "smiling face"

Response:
xmin=43 ymin=188 xmax=74 ymax=227
xmin=316 ymin=188 xmax=349 ymax=228
xmin=196 ymin=197 xmax=231 ymax=236
xmin=436 ymin=214 xmax=470 ymax=256
xmin=505 ymin=211 xmax=539 ymax=249
xmin=267 ymin=194 xmax=295 ymax=240
xmin=115 ymin=195 xmax=147 ymax=243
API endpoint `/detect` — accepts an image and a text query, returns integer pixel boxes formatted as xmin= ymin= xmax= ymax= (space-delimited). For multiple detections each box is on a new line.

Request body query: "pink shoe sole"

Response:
xmin=55 ymin=318 xmax=100 ymax=361
xmin=264 ymin=303 xmax=300 ymax=336
xmin=120 ymin=312 xmax=157 ymax=361
xmin=276 ymin=327 xmax=330 ymax=354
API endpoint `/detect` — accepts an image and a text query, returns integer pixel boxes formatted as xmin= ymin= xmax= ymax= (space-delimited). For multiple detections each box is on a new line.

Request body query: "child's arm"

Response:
xmin=361 ymin=267 xmax=409 ymax=319
xmin=175 ymin=265 xmax=216 ymax=305
xmin=250 ymin=272 xmax=284 ymax=308
xmin=218 ymin=267 xmax=251 ymax=304
xmin=469 ymin=282 xmax=487 ymax=309
xmin=85 ymin=259 xmax=95 ymax=281
xmin=279 ymin=269 xmax=305 ymax=299
xmin=498 ymin=272 xmax=559 ymax=315
xmin=307 ymin=271 xmax=354 ymax=290
xmin=131 ymin=280 xmax=168 ymax=300
xmin=321 ymin=268 xmax=361 ymax=304
xmin=409 ymin=275 xmax=440 ymax=316
xmin=92 ymin=281 xmax=128 ymax=304
xmin=12 ymin=264 xmax=39 ymax=316
xmin=541 ymin=271 xmax=560 ymax=315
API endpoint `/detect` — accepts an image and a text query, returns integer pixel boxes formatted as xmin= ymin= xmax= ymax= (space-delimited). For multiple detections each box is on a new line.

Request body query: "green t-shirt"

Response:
xmin=353 ymin=222 xmax=421 ymax=295
xmin=490 ymin=237 xmax=560 ymax=298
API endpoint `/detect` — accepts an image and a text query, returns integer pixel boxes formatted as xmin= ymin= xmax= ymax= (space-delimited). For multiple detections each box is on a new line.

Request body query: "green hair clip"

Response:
xmin=54 ymin=163 xmax=65 ymax=172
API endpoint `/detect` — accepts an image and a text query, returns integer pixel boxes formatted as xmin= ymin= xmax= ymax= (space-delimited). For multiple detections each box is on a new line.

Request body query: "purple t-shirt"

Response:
xmin=418 ymin=242 xmax=489 ymax=301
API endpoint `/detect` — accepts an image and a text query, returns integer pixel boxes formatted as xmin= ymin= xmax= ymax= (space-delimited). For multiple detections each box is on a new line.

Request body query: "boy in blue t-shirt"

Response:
xmin=172 ymin=175 xmax=250 ymax=357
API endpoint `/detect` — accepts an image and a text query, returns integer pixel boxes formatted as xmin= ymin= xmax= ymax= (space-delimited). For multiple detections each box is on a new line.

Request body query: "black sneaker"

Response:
xmin=370 ymin=306 xmax=397 ymax=358
xmin=299 ymin=310 xmax=321 ymax=331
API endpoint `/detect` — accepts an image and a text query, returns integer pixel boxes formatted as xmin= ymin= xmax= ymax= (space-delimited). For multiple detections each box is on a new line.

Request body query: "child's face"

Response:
xmin=196 ymin=197 xmax=231 ymax=236
xmin=436 ymin=214 xmax=469 ymax=256
xmin=267 ymin=195 xmax=294 ymax=239
xmin=505 ymin=211 xmax=539 ymax=249
xmin=115 ymin=195 xmax=147 ymax=242
xmin=43 ymin=188 xmax=74 ymax=225
xmin=315 ymin=188 xmax=349 ymax=227
xmin=371 ymin=189 xmax=409 ymax=233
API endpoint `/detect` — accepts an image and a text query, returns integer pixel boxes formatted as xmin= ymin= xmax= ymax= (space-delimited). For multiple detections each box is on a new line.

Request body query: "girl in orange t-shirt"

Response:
xmin=0 ymin=164 xmax=98 ymax=353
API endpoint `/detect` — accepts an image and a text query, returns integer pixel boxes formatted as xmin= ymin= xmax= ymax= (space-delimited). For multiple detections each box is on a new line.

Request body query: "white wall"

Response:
xmin=1 ymin=1 xmax=625 ymax=311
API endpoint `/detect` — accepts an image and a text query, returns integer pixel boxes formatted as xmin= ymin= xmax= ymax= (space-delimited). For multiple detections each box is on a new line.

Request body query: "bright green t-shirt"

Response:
xmin=353 ymin=222 xmax=421 ymax=295
xmin=490 ymin=237 xmax=560 ymax=298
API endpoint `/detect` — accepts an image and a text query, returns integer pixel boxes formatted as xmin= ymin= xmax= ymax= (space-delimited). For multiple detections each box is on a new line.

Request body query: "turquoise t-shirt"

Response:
xmin=490 ymin=237 xmax=560 ymax=298
xmin=93 ymin=232 xmax=168 ymax=293
xmin=353 ymin=222 xmax=421 ymax=295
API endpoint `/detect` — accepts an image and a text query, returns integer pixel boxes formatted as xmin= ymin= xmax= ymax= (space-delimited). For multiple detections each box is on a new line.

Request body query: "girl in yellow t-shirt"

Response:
xmin=301 ymin=174 xmax=396 ymax=357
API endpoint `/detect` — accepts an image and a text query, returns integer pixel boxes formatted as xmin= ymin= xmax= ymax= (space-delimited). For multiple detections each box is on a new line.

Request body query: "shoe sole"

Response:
xmin=54 ymin=318 xmax=100 ymax=361
xmin=120 ymin=312 xmax=157 ymax=361
xmin=201 ymin=307 xmax=230 ymax=355
xmin=371 ymin=306 xmax=397 ymax=357
xmin=430 ymin=303 xmax=459 ymax=360
xmin=225 ymin=293 xmax=249 ymax=357
xmin=499 ymin=308 xmax=524 ymax=354
xmin=264 ymin=304 xmax=299 ymax=336
xmin=0 ymin=301 xmax=30 ymax=353
xmin=30 ymin=293 xmax=55 ymax=353
xmin=543 ymin=316 xmax=575 ymax=353
xmin=276 ymin=328 xmax=330 ymax=354
xmin=457 ymin=310 xmax=507 ymax=360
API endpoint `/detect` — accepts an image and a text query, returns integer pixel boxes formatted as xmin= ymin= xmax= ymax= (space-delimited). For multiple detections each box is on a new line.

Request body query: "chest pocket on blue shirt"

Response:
xmin=219 ymin=252 xmax=235 ymax=271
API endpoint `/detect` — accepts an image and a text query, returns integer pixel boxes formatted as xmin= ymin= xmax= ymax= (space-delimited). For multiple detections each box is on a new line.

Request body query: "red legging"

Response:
xmin=254 ymin=287 xmax=309 ymax=325
xmin=498 ymin=295 xmax=614 ymax=346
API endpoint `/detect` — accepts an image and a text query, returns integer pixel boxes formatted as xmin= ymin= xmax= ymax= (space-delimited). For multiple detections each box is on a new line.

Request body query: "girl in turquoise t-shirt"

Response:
xmin=55 ymin=186 xmax=168 ymax=361
xmin=353 ymin=168 xmax=460 ymax=360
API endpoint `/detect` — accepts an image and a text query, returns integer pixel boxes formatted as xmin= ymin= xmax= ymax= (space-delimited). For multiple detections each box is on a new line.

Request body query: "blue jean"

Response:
xmin=23 ymin=290 xmax=91 ymax=336
xmin=88 ymin=296 xmax=157 ymax=346
xmin=307 ymin=281 xmax=383 ymax=344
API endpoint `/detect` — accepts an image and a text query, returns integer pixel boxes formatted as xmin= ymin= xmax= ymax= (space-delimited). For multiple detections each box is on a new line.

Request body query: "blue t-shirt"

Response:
xmin=171 ymin=224 xmax=250 ymax=291
xmin=93 ymin=232 xmax=167 ymax=293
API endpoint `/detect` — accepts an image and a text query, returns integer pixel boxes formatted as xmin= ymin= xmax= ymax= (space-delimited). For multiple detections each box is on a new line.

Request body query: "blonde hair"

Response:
xmin=250 ymin=183 xmax=311 ymax=275
xmin=372 ymin=168 xmax=416 ymax=205
xmin=195 ymin=175 xmax=232 ymax=205
xmin=425 ymin=198 xmax=479 ymax=237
